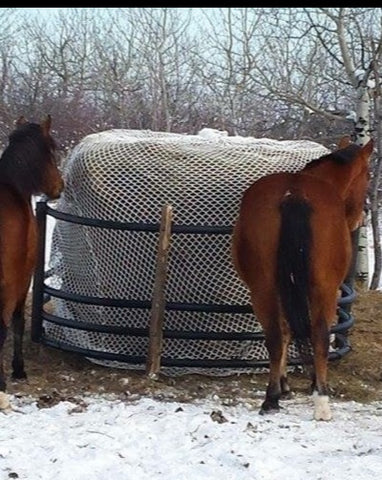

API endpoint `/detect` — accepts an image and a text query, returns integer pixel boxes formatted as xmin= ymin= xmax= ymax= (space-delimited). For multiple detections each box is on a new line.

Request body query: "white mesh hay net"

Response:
xmin=47 ymin=128 xmax=330 ymax=375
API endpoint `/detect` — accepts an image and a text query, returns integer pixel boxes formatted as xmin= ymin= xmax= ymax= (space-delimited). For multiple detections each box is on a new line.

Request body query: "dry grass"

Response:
xmin=3 ymin=290 xmax=382 ymax=407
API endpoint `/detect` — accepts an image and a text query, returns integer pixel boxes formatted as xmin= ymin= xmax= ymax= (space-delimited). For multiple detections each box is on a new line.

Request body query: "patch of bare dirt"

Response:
xmin=3 ymin=290 xmax=382 ymax=408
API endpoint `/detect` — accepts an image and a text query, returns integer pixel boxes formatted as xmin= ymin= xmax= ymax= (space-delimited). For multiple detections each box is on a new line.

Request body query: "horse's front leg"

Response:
xmin=12 ymin=306 xmax=27 ymax=380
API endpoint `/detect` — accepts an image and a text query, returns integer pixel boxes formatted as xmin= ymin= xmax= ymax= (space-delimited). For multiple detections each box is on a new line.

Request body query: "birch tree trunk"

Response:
xmin=369 ymin=70 xmax=382 ymax=290
xmin=354 ymin=85 xmax=372 ymax=289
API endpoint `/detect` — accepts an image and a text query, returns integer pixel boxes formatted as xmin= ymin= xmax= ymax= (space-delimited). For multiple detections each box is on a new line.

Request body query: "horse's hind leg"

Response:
xmin=311 ymin=327 xmax=331 ymax=421
xmin=0 ymin=321 xmax=7 ymax=391
xmin=12 ymin=305 xmax=27 ymax=380
xmin=255 ymin=296 xmax=289 ymax=414
xmin=310 ymin=299 xmax=335 ymax=421
xmin=261 ymin=326 xmax=286 ymax=414
xmin=280 ymin=329 xmax=292 ymax=398
xmin=0 ymin=320 xmax=12 ymax=411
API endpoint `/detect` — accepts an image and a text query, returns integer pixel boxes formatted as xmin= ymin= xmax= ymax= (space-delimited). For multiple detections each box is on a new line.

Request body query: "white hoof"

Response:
xmin=0 ymin=392 xmax=12 ymax=412
xmin=313 ymin=391 xmax=332 ymax=421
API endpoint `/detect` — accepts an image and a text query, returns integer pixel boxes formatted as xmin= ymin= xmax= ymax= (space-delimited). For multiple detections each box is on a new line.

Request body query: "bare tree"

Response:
xmin=130 ymin=8 xmax=200 ymax=132
xmin=17 ymin=8 xmax=106 ymax=149
xmin=197 ymin=8 xmax=267 ymax=135
xmin=0 ymin=8 xmax=23 ymax=137
xmin=235 ymin=7 xmax=382 ymax=288
xmin=369 ymin=61 xmax=382 ymax=289
xmin=308 ymin=8 xmax=382 ymax=289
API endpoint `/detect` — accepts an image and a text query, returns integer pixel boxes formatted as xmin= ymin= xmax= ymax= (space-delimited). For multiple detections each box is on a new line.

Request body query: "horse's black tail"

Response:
xmin=277 ymin=195 xmax=312 ymax=344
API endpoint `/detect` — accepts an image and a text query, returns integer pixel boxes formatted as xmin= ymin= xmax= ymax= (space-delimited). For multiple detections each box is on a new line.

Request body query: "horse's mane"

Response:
xmin=0 ymin=122 xmax=56 ymax=197
xmin=304 ymin=144 xmax=361 ymax=170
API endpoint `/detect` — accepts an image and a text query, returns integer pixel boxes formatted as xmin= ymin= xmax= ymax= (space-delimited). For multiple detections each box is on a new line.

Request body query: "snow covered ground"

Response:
xmin=1 ymin=205 xmax=379 ymax=480
xmin=1 ymin=394 xmax=382 ymax=479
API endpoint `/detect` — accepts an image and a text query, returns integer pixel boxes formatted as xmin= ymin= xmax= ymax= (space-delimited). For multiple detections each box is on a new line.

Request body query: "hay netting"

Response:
xmin=46 ymin=129 xmax=330 ymax=375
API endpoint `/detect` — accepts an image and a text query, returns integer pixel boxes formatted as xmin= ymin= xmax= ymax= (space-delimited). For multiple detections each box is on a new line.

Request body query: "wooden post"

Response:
xmin=146 ymin=204 xmax=173 ymax=379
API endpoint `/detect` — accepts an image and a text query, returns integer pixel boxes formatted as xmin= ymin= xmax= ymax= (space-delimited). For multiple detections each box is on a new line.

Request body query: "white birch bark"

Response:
xmin=354 ymin=85 xmax=372 ymax=287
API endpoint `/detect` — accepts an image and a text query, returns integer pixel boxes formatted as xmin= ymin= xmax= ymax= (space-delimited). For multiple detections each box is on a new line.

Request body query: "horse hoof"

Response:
xmin=12 ymin=370 xmax=27 ymax=381
xmin=313 ymin=408 xmax=332 ymax=421
xmin=259 ymin=407 xmax=280 ymax=416
xmin=259 ymin=402 xmax=281 ymax=415
xmin=313 ymin=392 xmax=332 ymax=421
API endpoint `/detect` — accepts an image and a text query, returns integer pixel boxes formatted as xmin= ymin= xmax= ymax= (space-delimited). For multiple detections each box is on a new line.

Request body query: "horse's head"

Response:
xmin=335 ymin=136 xmax=373 ymax=184
xmin=341 ymin=138 xmax=373 ymax=230
xmin=304 ymin=137 xmax=374 ymax=231
xmin=14 ymin=115 xmax=65 ymax=199
xmin=39 ymin=115 xmax=65 ymax=199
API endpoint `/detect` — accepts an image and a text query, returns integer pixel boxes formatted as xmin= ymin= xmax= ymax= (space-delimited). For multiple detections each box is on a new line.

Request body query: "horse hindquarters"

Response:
xmin=232 ymin=181 xmax=291 ymax=413
xmin=277 ymin=196 xmax=312 ymax=341
xmin=278 ymin=191 xmax=352 ymax=421
xmin=277 ymin=194 xmax=333 ymax=420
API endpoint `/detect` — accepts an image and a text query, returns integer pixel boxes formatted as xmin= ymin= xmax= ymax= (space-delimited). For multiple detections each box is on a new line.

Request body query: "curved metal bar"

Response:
xmin=338 ymin=283 xmax=357 ymax=306
xmin=33 ymin=202 xmax=357 ymax=369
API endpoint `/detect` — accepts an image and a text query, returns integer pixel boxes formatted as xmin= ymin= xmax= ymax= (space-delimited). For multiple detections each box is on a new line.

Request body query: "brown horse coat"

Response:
xmin=0 ymin=116 xmax=64 ymax=410
xmin=232 ymin=138 xmax=373 ymax=420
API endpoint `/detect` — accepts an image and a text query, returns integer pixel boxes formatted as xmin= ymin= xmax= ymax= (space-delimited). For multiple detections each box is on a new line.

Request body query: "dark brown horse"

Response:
xmin=232 ymin=137 xmax=373 ymax=421
xmin=0 ymin=116 xmax=64 ymax=410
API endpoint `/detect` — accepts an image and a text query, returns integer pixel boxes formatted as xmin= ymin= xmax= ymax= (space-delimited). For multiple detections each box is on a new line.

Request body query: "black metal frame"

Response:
xmin=31 ymin=199 xmax=356 ymax=369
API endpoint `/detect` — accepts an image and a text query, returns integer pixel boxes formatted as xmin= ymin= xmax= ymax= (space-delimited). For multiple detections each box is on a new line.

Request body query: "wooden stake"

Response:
xmin=146 ymin=204 xmax=173 ymax=378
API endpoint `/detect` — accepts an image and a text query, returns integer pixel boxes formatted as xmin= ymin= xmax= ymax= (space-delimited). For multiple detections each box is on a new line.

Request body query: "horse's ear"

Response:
xmin=41 ymin=114 xmax=52 ymax=136
xmin=337 ymin=135 xmax=352 ymax=149
xmin=16 ymin=116 xmax=27 ymax=127
xmin=362 ymin=138 xmax=374 ymax=156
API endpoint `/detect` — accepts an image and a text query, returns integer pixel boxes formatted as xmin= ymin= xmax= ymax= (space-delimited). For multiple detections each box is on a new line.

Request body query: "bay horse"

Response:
xmin=0 ymin=115 xmax=64 ymax=410
xmin=232 ymin=137 xmax=373 ymax=421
